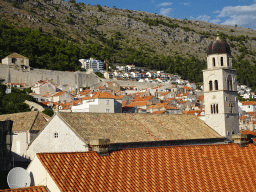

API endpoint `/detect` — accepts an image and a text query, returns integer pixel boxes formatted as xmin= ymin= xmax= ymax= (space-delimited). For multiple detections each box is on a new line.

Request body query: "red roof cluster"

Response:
xmin=36 ymin=142 xmax=256 ymax=191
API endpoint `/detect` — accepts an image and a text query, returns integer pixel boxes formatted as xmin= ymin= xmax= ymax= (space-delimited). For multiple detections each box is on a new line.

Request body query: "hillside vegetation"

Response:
xmin=0 ymin=0 xmax=256 ymax=89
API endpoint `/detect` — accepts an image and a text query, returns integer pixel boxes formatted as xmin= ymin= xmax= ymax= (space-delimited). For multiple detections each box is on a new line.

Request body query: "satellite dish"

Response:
xmin=7 ymin=167 xmax=31 ymax=189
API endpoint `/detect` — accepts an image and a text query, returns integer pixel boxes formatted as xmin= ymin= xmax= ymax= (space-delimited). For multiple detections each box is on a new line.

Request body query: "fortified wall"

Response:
xmin=0 ymin=65 xmax=102 ymax=88
xmin=0 ymin=65 xmax=170 ymax=89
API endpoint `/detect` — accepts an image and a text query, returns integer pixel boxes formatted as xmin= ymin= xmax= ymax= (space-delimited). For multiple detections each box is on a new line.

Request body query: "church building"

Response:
xmin=203 ymin=33 xmax=239 ymax=140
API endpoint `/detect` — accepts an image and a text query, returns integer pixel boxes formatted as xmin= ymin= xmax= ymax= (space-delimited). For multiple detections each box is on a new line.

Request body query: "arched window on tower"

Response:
xmin=209 ymin=81 xmax=213 ymax=91
xmin=213 ymin=104 xmax=216 ymax=114
xmin=227 ymin=57 xmax=229 ymax=67
xmin=212 ymin=58 xmax=215 ymax=67
xmin=221 ymin=57 xmax=223 ymax=66
xmin=215 ymin=80 xmax=218 ymax=90
xmin=216 ymin=104 xmax=218 ymax=114
xmin=211 ymin=105 xmax=213 ymax=114
xmin=227 ymin=75 xmax=232 ymax=91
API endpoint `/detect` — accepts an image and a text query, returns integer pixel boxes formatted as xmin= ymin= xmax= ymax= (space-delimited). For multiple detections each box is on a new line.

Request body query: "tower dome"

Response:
xmin=207 ymin=34 xmax=231 ymax=56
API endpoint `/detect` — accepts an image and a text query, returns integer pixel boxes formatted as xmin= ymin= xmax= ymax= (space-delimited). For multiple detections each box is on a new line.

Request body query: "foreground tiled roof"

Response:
xmin=0 ymin=186 xmax=47 ymax=192
xmin=57 ymin=113 xmax=221 ymax=143
xmin=0 ymin=111 xmax=49 ymax=131
xmin=37 ymin=143 xmax=256 ymax=192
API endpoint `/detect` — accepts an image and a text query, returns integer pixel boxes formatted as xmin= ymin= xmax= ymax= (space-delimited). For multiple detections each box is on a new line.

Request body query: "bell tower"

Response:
xmin=203 ymin=34 xmax=239 ymax=140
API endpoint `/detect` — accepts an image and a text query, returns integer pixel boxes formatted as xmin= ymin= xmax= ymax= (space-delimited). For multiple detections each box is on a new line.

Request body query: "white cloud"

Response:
xmin=216 ymin=3 xmax=256 ymax=28
xmin=210 ymin=19 xmax=221 ymax=24
xmin=158 ymin=2 xmax=173 ymax=7
xmin=180 ymin=3 xmax=190 ymax=6
xmin=160 ymin=8 xmax=172 ymax=16
xmin=190 ymin=15 xmax=211 ymax=22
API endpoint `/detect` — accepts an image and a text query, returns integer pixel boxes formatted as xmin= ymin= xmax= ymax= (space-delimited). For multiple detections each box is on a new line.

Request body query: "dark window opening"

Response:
xmin=12 ymin=58 xmax=15 ymax=64
xmin=221 ymin=57 xmax=223 ymax=66
xmin=216 ymin=104 xmax=218 ymax=114
xmin=227 ymin=58 xmax=229 ymax=66
xmin=209 ymin=81 xmax=213 ymax=91
xmin=211 ymin=105 xmax=213 ymax=114
xmin=215 ymin=80 xmax=218 ymax=90
xmin=213 ymin=104 xmax=216 ymax=114
xmin=227 ymin=75 xmax=232 ymax=91
xmin=54 ymin=132 xmax=58 ymax=138
xmin=212 ymin=58 xmax=215 ymax=67
xmin=229 ymin=102 xmax=234 ymax=113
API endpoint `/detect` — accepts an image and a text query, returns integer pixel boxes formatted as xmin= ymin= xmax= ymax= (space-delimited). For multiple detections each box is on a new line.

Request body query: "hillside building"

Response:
xmin=79 ymin=58 xmax=104 ymax=72
xmin=203 ymin=34 xmax=239 ymax=139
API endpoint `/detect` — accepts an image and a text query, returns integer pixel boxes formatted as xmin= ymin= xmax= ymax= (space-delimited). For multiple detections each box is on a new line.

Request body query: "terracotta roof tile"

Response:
xmin=36 ymin=143 xmax=256 ymax=192
xmin=183 ymin=86 xmax=193 ymax=90
xmin=5 ymin=52 xmax=28 ymax=59
xmin=239 ymin=116 xmax=247 ymax=121
xmin=241 ymin=101 xmax=256 ymax=105
xmin=126 ymin=101 xmax=148 ymax=107
xmin=0 ymin=186 xmax=47 ymax=192
xmin=198 ymin=95 xmax=204 ymax=101
xmin=53 ymin=91 xmax=66 ymax=97
xmin=182 ymin=110 xmax=203 ymax=115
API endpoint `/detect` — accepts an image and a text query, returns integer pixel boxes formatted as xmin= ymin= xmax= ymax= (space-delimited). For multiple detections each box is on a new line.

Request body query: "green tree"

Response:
xmin=42 ymin=108 xmax=54 ymax=117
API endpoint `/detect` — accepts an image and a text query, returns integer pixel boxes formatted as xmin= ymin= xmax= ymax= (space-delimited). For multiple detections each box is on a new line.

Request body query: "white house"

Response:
xmin=0 ymin=111 xmax=50 ymax=164
xmin=79 ymin=58 xmax=104 ymax=72
xmin=1 ymin=52 xmax=29 ymax=68
xmin=238 ymin=101 xmax=256 ymax=113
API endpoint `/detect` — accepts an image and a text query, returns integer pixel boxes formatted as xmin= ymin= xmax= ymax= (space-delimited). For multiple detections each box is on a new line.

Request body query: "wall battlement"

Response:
xmin=0 ymin=65 xmax=170 ymax=89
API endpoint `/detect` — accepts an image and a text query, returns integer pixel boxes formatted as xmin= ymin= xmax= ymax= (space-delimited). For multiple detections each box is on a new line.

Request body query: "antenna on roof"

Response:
xmin=7 ymin=167 xmax=31 ymax=189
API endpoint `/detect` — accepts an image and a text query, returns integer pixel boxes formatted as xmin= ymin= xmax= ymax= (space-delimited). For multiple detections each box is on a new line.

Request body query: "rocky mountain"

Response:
xmin=0 ymin=0 xmax=256 ymax=85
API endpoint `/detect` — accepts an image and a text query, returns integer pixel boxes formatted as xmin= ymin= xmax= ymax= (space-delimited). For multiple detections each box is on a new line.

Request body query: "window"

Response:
xmin=216 ymin=104 xmax=218 ymax=114
xmin=106 ymin=100 xmax=109 ymax=105
xmin=209 ymin=81 xmax=213 ymax=91
xmin=213 ymin=104 xmax=216 ymax=114
xmin=221 ymin=57 xmax=223 ymax=66
xmin=229 ymin=101 xmax=234 ymax=113
xmin=212 ymin=58 xmax=215 ymax=67
xmin=227 ymin=131 xmax=229 ymax=136
xmin=232 ymin=131 xmax=235 ymax=135
xmin=214 ymin=80 xmax=218 ymax=90
xmin=106 ymin=109 xmax=110 ymax=113
xmin=211 ymin=105 xmax=213 ymax=114
xmin=54 ymin=132 xmax=58 ymax=138
xmin=227 ymin=75 xmax=232 ymax=91
xmin=227 ymin=58 xmax=229 ymax=66
xmin=12 ymin=58 xmax=15 ymax=64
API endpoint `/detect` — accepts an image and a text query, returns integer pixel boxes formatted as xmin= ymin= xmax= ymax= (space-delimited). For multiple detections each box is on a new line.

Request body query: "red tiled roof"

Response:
xmin=183 ymin=86 xmax=193 ymax=90
xmin=79 ymin=89 xmax=90 ymax=96
xmin=42 ymin=93 xmax=50 ymax=97
xmin=240 ymin=130 xmax=256 ymax=136
xmin=182 ymin=110 xmax=203 ymax=115
xmin=241 ymin=101 xmax=256 ymax=105
xmin=5 ymin=52 xmax=28 ymax=59
xmin=198 ymin=95 xmax=204 ymax=101
xmin=152 ymin=110 xmax=166 ymax=114
xmin=239 ymin=116 xmax=247 ymax=121
xmin=126 ymin=101 xmax=148 ymax=107
xmin=0 ymin=186 xmax=47 ymax=192
xmin=53 ymin=91 xmax=65 ymax=97
xmin=37 ymin=143 xmax=256 ymax=191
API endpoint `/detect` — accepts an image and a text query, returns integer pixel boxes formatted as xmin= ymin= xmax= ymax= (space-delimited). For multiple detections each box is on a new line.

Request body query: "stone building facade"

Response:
xmin=203 ymin=35 xmax=239 ymax=140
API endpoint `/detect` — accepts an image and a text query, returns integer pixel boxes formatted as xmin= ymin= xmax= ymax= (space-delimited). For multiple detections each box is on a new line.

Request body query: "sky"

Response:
xmin=77 ymin=0 xmax=256 ymax=29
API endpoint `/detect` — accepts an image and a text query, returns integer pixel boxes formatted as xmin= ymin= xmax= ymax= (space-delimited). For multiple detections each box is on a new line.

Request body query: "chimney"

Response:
xmin=232 ymin=133 xmax=247 ymax=147
xmin=90 ymin=139 xmax=110 ymax=156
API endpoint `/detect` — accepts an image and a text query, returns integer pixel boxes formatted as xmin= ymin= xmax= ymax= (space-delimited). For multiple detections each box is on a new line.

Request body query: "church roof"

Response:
xmin=207 ymin=36 xmax=231 ymax=56
xmin=57 ymin=113 xmax=221 ymax=143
